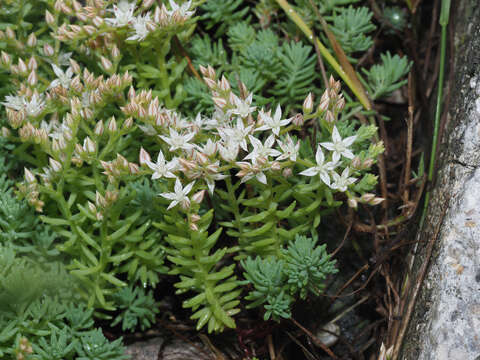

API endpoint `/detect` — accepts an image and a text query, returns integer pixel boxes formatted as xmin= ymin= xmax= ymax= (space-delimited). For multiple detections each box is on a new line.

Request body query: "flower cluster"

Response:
xmin=53 ymin=0 xmax=195 ymax=44
xmin=128 ymin=66 xmax=383 ymax=211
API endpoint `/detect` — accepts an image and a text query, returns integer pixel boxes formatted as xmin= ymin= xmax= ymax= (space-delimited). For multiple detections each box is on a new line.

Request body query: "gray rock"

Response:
xmin=399 ymin=1 xmax=480 ymax=358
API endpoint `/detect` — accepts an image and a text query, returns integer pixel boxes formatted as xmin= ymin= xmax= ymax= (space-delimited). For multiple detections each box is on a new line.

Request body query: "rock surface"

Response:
xmin=399 ymin=1 xmax=480 ymax=359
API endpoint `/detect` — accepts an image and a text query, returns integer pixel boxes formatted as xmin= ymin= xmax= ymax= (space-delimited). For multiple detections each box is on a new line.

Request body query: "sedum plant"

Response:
xmin=0 ymin=0 xmax=389 ymax=336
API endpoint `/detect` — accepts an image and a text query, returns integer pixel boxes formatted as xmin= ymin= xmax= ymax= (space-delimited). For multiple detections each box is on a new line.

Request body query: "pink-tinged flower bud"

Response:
xmin=123 ymin=117 xmax=133 ymax=129
xmin=27 ymin=70 xmax=37 ymax=86
xmin=83 ymin=136 xmax=96 ymax=154
xmin=212 ymin=97 xmax=226 ymax=109
xmin=100 ymin=56 xmax=113 ymax=72
xmin=69 ymin=59 xmax=81 ymax=74
xmin=362 ymin=158 xmax=374 ymax=169
xmin=94 ymin=120 xmax=104 ymax=136
xmin=204 ymin=77 xmax=217 ymax=90
xmin=1 ymin=51 xmax=11 ymax=66
xmin=189 ymin=222 xmax=199 ymax=231
xmin=282 ymin=167 xmax=293 ymax=178
xmin=139 ymin=147 xmax=151 ymax=166
xmin=96 ymin=191 xmax=106 ymax=207
xmin=58 ymin=137 xmax=68 ymax=150
xmin=348 ymin=198 xmax=358 ymax=209
xmin=180 ymin=197 xmax=191 ymax=210
xmin=92 ymin=16 xmax=104 ymax=27
xmin=271 ymin=161 xmax=281 ymax=172
xmin=49 ymin=158 xmax=62 ymax=172
xmin=351 ymin=156 xmax=361 ymax=168
xmin=72 ymin=0 xmax=82 ymax=11
xmin=87 ymin=201 xmax=97 ymax=214
xmin=116 ymin=154 xmax=129 ymax=169
xmin=45 ymin=10 xmax=55 ymax=26
xmin=74 ymin=143 xmax=84 ymax=155
xmin=24 ymin=168 xmax=36 ymax=183
xmin=192 ymin=190 xmax=205 ymax=204
xmin=27 ymin=33 xmax=37 ymax=47
xmin=9 ymin=65 xmax=19 ymax=75
xmin=1 ymin=127 xmax=11 ymax=137
xmin=336 ymin=97 xmax=345 ymax=112
xmin=199 ymin=65 xmax=208 ymax=77
xmin=82 ymin=108 xmax=94 ymax=120
xmin=219 ymin=75 xmax=230 ymax=91
xmin=207 ymin=65 xmax=216 ymax=79
xmin=28 ymin=57 xmax=37 ymax=70
xmin=324 ymin=110 xmax=335 ymax=124
xmin=83 ymin=25 xmax=96 ymax=35
xmin=143 ymin=0 xmax=155 ymax=9
xmin=370 ymin=197 xmax=385 ymax=206
xmin=303 ymin=92 xmax=314 ymax=114
xmin=107 ymin=116 xmax=117 ymax=133
xmin=129 ymin=162 xmax=140 ymax=174
xmin=292 ymin=113 xmax=304 ymax=127
xmin=18 ymin=58 xmax=27 ymax=75
xmin=43 ymin=44 xmax=54 ymax=57
xmin=51 ymin=139 xmax=60 ymax=152
xmin=111 ymin=45 xmax=120 ymax=61
xmin=190 ymin=214 xmax=201 ymax=222
xmin=361 ymin=193 xmax=375 ymax=203
xmin=5 ymin=27 xmax=15 ymax=40
xmin=128 ymin=86 xmax=136 ymax=99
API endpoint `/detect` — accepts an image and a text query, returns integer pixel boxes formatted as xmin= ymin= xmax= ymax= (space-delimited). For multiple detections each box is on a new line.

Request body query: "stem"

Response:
xmin=225 ymin=177 xmax=245 ymax=253
xmin=420 ymin=0 xmax=450 ymax=228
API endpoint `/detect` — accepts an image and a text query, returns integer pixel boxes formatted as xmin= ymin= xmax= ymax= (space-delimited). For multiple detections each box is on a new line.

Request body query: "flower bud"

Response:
xmin=139 ymin=148 xmax=151 ymax=166
xmin=107 ymin=116 xmax=117 ymax=133
xmin=219 ymin=75 xmax=230 ymax=91
xmin=94 ymin=120 xmax=104 ymax=136
xmin=92 ymin=16 xmax=104 ymax=27
xmin=69 ymin=59 xmax=81 ymax=74
xmin=324 ymin=110 xmax=335 ymax=124
xmin=123 ymin=117 xmax=133 ymax=129
xmin=27 ymin=70 xmax=37 ymax=86
xmin=111 ymin=45 xmax=121 ymax=61
xmin=0 ymin=51 xmax=11 ymax=66
xmin=87 ymin=201 xmax=97 ymax=214
xmin=143 ymin=0 xmax=155 ymax=9
xmin=282 ymin=167 xmax=293 ymax=178
xmin=370 ymin=197 xmax=385 ymax=206
xmin=271 ymin=161 xmax=281 ymax=172
xmin=129 ymin=162 xmax=140 ymax=174
xmin=100 ymin=56 xmax=113 ymax=72
xmin=361 ymin=193 xmax=375 ymax=203
xmin=362 ymin=158 xmax=374 ymax=169
xmin=351 ymin=156 xmax=361 ymax=168
xmin=348 ymin=198 xmax=358 ymax=209
xmin=303 ymin=92 xmax=314 ymax=114
xmin=45 ymin=10 xmax=55 ymax=26
xmin=204 ymin=77 xmax=217 ymax=90
xmin=292 ymin=113 xmax=304 ymax=127
xmin=5 ymin=27 xmax=15 ymax=40
xmin=212 ymin=97 xmax=227 ymax=109
xmin=24 ymin=168 xmax=36 ymax=183
xmin=43 ymin=43 xmax=54 ymax=57
xmin=27 ymin=33 xmax=37 ymax=47
xmin=28 ymin=57 xmax=37 ymax=70
xmin=192 ymin=190 xmax=205 ymax=204
xmin=83 ymin=136 xmax=96 ymax=154
xmin=190 ymin=214 xmax=201 ymax=222
xmin=189 ymin=222 xmax=199 ymax=231
xmin=1 ymin=127 xmax=11 ymax=137
xmin=18 ymin=58 xmax=28 ymax=75
xmin=49 ymin=158 xmax=62 ymax=172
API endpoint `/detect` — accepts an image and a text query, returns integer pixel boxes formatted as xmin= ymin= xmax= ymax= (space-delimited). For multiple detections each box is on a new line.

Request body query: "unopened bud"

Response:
xmin=129 ymin=162 xmax=140 ymax=174
xmin=347 ymin=198 xmax=358 ymax=209
xmin=43 ymin=43 xmax=54 ymax=57
xmin=28 ymin=57 xmax=37 ymax=70
xmin=292 ymin=113 xmax=304 ymax=127
xmin=303 ymin=92 xmax=314 ymax=114
xmin=370 ymin=197 xmax=385 ymax=206
xmin=361 ymin=193 xmax=375 ymax=203
xmin=107 ymin=116 xmax=117 ymax=133
xmin=87 ymin=201 xmax=97 ymax=214
xmin=190 ymin=214 xmax=201 ymax=222
xmin=123 ymin=117 xmax=133 ymax=129
xmin=27 ymin=33 xmax=37 ymax=47
xmin=18 ymin=58 xmax=27 ymax=75
xmin=362 ymin=158 xmax=374 ymax=169
xmin=219 ymin=75 xmax=230 ymax=91
xmin=192 ymin=190 xmax=205 ymax=204
xmin=24 ymin=168 xmax=36 ymax=183
xmin=142 ymin=0 xmax=155 ymax=9
xmin=1 ymin=51 xmax=11 ymax=66
xmin=282 ymin=167 xmax=293 ymax=178
xmin=69 ymin=58 xmax=81 ymax=74
xmin=189 ymin=222 xmax=199 ymax=231
xmin=83 ymin=136 xmax=96 ymax=154
xmin=212 ymin=97 xmax=227 ymax=109
xmin=1 ymin=127 xmax=11 ymax=137
xmin=139 ymin=147 xmax=151 ymax=166
xmin=271 ymin=161 xmax=281 ymax=172
xmin=45 ymin=10 xmax=55 ymax=26
xmin=5 ymin=27 xmax=15 ymax=40
xmin=49 ymin=158 xmax=62 ymax=172
xmin=100 ymin=56 xmax=112 ymax=72
xmin=351 ymin=156 xmax=361 ymax=168
xmin=94 ymin=120 xmax=104 ymax=135
xmin=92 ymin=16 xmax=104 ymax=27
xmin=27 ymin=70 xmax=37 ymax=86
xmin=111 ymin=45 xmax=120 ymax=61
xmin=324 ymin=110 xmax=335 ymax=124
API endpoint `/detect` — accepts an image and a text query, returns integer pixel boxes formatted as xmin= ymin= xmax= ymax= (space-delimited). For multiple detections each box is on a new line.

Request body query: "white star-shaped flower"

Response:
xmin=276 ymin=134 xmax=300 ymax=161
xmin=228 ymin=93 xmax=255 ymax=119
xmin=236 ymin=161 xmax=269 ymax=185
xmin=127 ymin=13 xmax=154 ymax=42
xmin=299 ymin=146 xmax=337 ymax=186
xmin=244 ymin=135 xmax=281 ymax=164
xmin=2 ymin=94 xmax=25 ymax=111
xmin=320 ymin=126 xmax=357 ymax=163
xmin=195 ymin=139 xmax=218 ymax=157
xmin=48 ymin=64 xmax=74 ymax=89
xmin=168 ymin=0 xmax=195 ymax=18
xmin=146 ymin=150 xmax=177 ymax=179
xmin=218 ymin=142 xmax=239 ymax=162
xmin=218 ymin=119 xmax=252 ymax=151
xmin=2 ymin=93 xmax=45 ymax=117
xmin=159 ymin=128 xmax=195 ymax=152
xmin=330 ymin=167 xmax=357 ymax=192
xmin=256 ymin=105 xmax=291 ymax=136
xmin=106 ymin=0 xmax=136 ymax=27
xmin=160 ymin=178 xmax=195 ymax=210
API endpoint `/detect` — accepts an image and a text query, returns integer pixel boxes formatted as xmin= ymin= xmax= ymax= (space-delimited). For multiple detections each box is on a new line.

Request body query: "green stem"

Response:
xmin=420 ymin=0 xmax=450 ymax=228
xmin=225 ymin=177 xmax=244 ymax=253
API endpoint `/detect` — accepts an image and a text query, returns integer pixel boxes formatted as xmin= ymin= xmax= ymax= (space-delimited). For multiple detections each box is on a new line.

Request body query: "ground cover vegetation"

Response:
xmin=0 ymin=0 xmax=443 ymax=358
